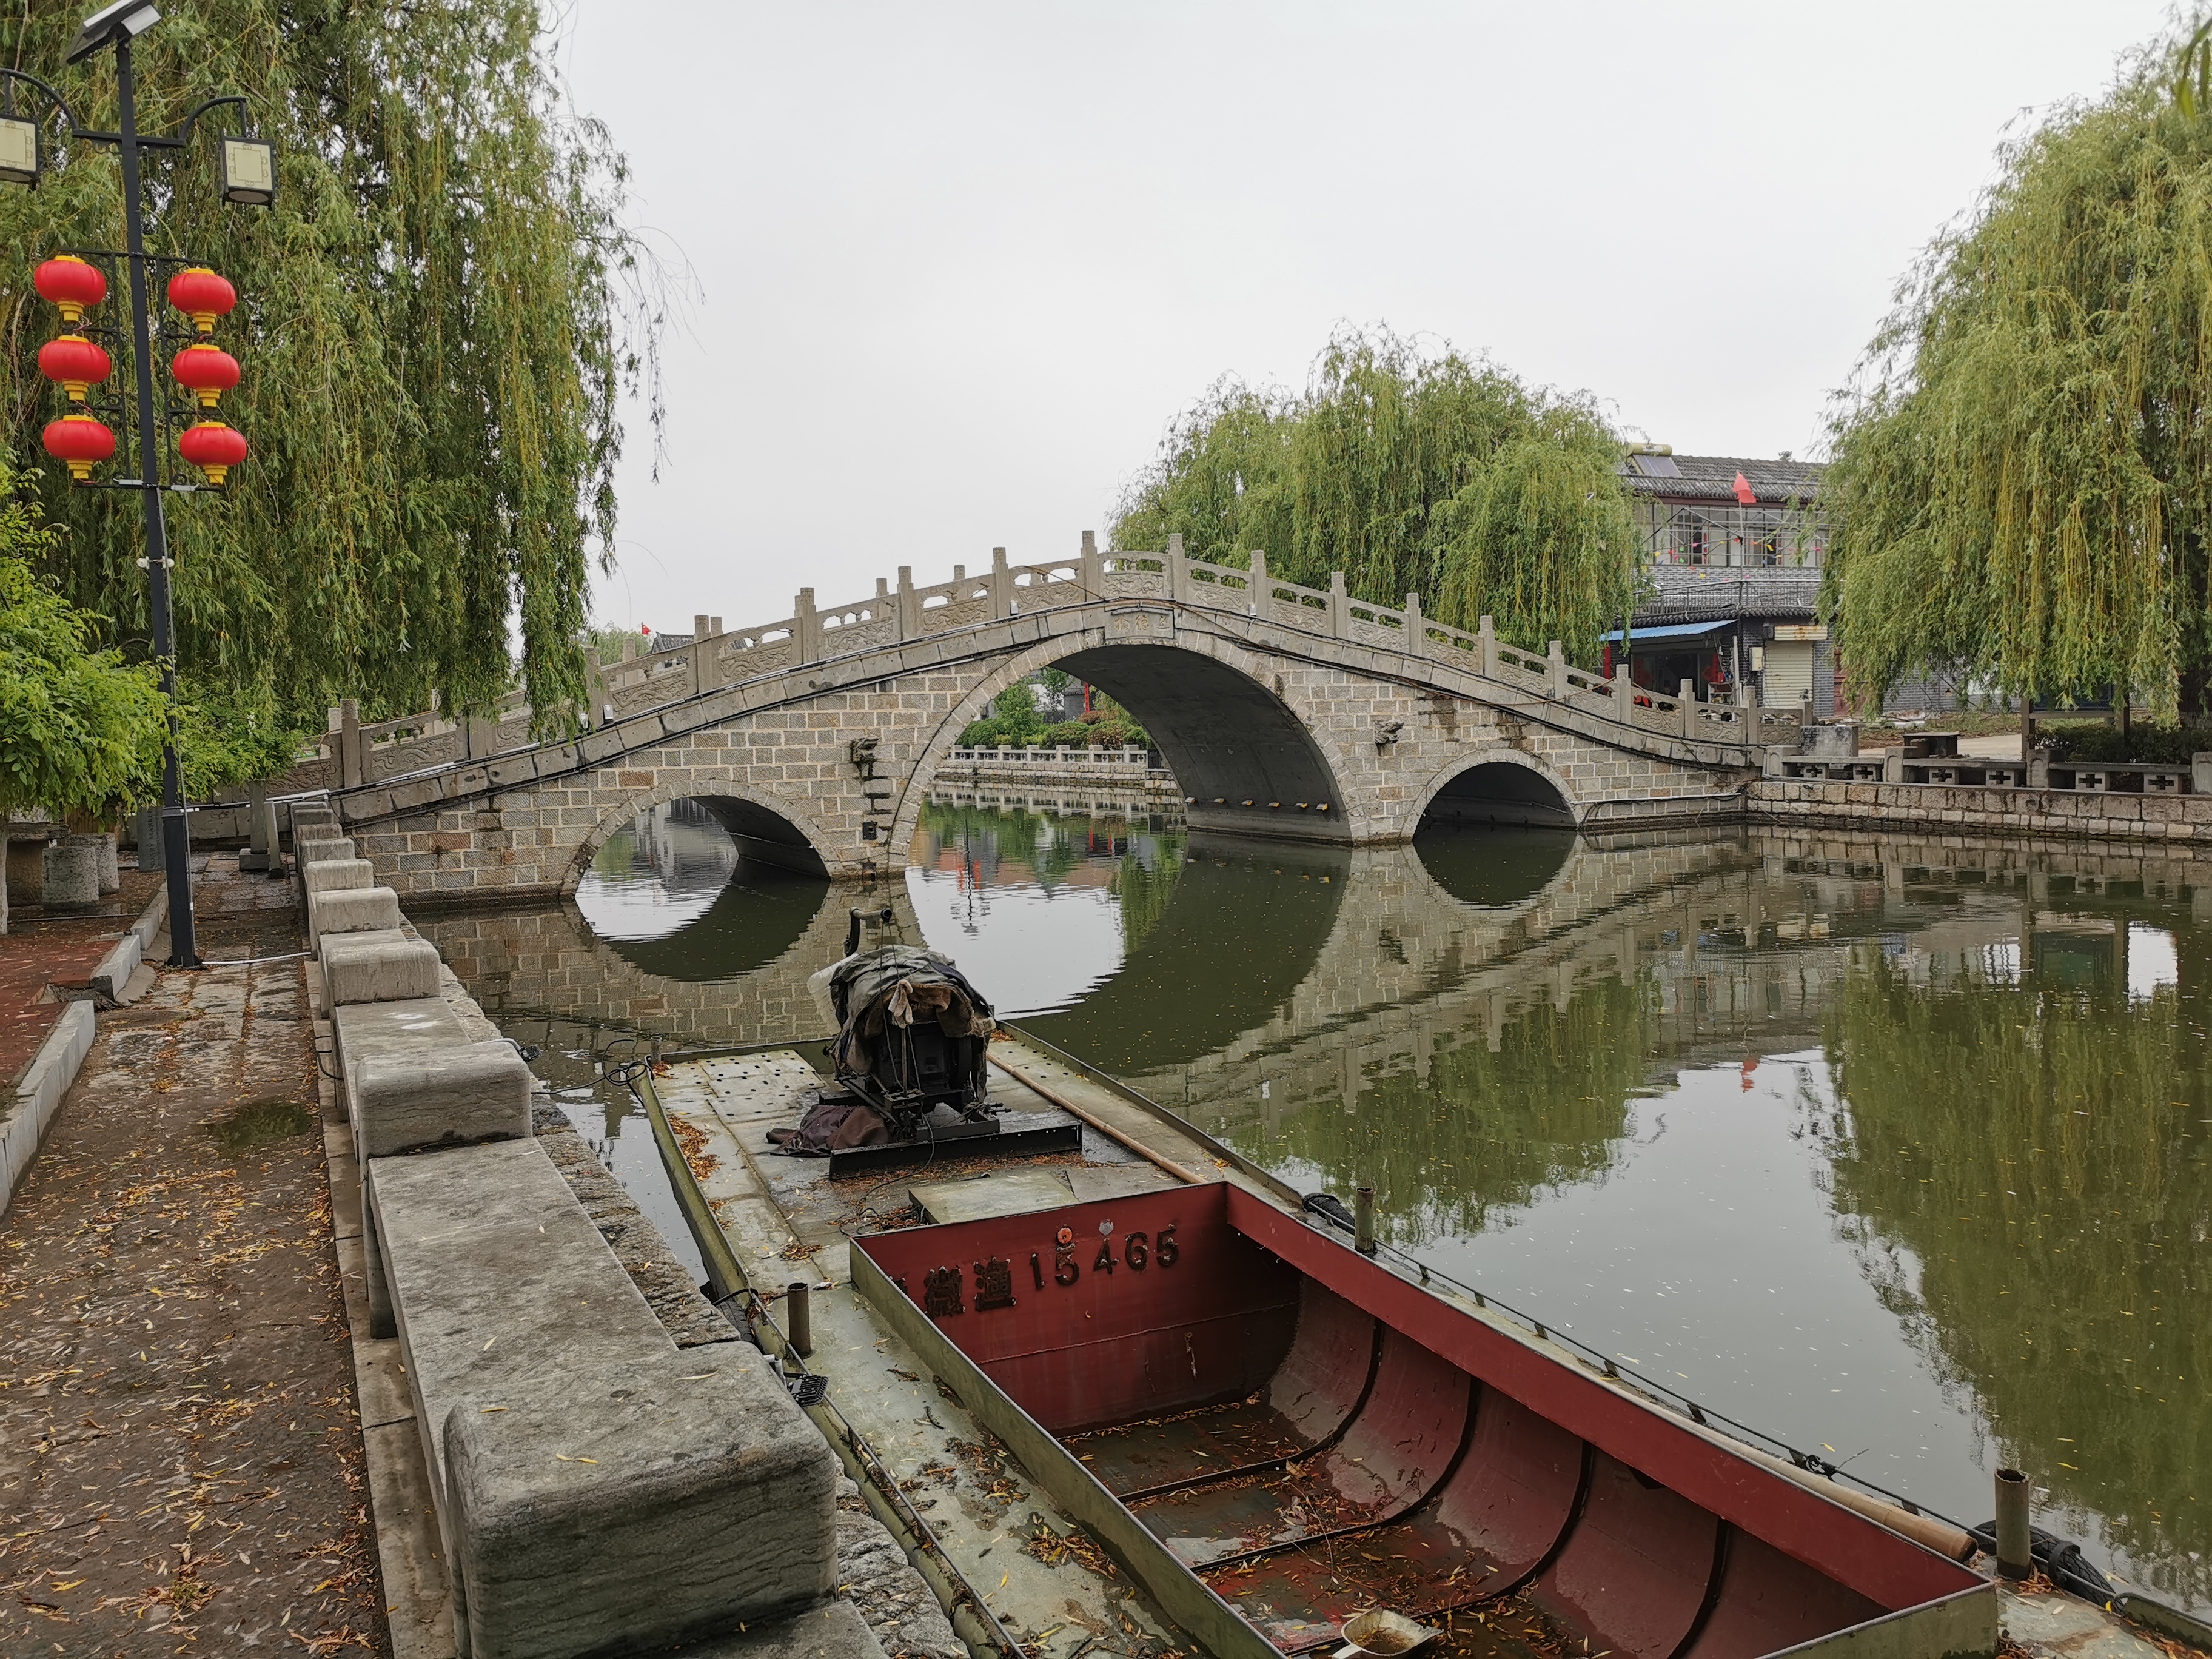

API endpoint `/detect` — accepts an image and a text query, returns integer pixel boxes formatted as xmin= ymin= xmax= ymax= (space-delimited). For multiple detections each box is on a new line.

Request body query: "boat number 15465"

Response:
xmin=915 ymin=1219 xmax=1179 ymax=1318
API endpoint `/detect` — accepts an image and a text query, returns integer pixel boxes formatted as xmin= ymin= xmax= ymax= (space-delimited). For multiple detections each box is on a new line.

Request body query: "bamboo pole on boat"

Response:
xmin=986 ymin=1052 xmax=1204 ymax=1184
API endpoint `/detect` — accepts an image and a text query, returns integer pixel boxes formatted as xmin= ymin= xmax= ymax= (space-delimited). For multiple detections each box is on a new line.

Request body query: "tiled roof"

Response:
xmin=648 ymin=632 xmax=694 ymax=653
xmin=1619 ymin=452 xmax=1824 ymax=506
xmin=1637 ymin=565 xmax=1822 ymax=623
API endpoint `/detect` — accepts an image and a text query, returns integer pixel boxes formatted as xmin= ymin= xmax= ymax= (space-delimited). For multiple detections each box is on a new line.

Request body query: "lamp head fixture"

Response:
xmin=0 ymin=112 xmax=37 ymax=187
xmin=68 ymin=0 xmax=161 ymax=64
xmin=219 ymin=135 xmax=275 ymax=206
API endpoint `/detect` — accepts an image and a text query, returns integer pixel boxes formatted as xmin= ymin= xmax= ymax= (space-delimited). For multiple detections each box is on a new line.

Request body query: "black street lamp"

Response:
xmin=2 ymin=1 xmax=274 ymax=968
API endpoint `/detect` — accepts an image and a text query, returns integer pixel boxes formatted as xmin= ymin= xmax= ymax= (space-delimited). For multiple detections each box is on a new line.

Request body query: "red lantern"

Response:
xmin=171 ymin=343 xmax=241 ymax=409
xmin=35 ymin=255 xmax=107 ymax=324
xmin=166 ymin=267 xmax=236 ymax=336
xmin=42 ymin=412 xmax=116 ymax=480
xmin=179 ymin=420 xmax=248 ymax=486
xmin=38 ymin=335 xmax=113 ymax=402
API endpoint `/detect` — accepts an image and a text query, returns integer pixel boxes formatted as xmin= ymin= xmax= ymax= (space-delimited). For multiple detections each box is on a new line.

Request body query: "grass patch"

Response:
xmin=206 ymin=1094 xmax=316 ymax=1154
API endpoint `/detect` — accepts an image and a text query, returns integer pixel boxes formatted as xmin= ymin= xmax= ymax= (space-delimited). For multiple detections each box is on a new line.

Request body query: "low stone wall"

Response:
xmin=292 ymin=810 xmax=879 ymax=1659
xmin=1749 ymin=776 xmax=2212 ymax=843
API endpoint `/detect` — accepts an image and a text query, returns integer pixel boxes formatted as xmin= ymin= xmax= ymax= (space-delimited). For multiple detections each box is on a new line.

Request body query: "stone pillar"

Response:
xmin=2029 ymin=749 xmax=2051 ymax=789
xmin=1248 ymin=549 xmax=1269 ymax=622
xmin=1079 ymin=529 xmax=1102 ymax=598
xmin=1166 ymin=533 xmax=1190 ymax=606
xmin=340 ymin=698 xmax=364 ymax=790
xmin=620 ymin=631 xmax=638 ymax=662
xmin=1547 ymin=640 xmax=1569 ymax=697
xmin=581 ymin=657 xmax=606 ymax=732
xmin=43 ymin=836 xmax=102 ymax=912
xmin=241 ymin=782 xmax=276 ymax=871
xmin=95 ymin=831 xmax=119 ymax=894
xmin=1681 ymin=679 xmax=1698 ymax=740
xmin=1610 ymin=661 xmax=1633 ymax=724
xmin=1478 ymin=615 xmax=1498 ymax=677
xmin=874 ymin=577 xmax=890 ymax=622
xmin=896 ymin=566 xmax=917 ymax=639
xmin=795 ymin=588 xmax=822 ymax=665
xmin=1882 ymin=750 xmax=1904 ymax=784
xmin=7 ymin=837 xmax=47 ymax=903
xmin=135 ymin=806 xmax=161 ymax=871
xmin=1329 ymin=572 xmax=1350 ymax=637
xmin=990 ymin=546 xmax=1013 ymax=620
xmin=1403 ymin=591 xmax=1426 ymax=656
xmin=709 ymin=615 xmax=722 ymax=635
xmin=2193 ymin=752 xmax=2212 ymax=796
xmin=694 ymin=612 xmax=709 ymax=641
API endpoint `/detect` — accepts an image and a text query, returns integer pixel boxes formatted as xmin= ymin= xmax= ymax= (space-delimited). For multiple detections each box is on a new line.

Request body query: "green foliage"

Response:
xmin=174 ymin=678 xmax=312 ymax=799
xmin=1113 ymin=328 xmax=1640 ymax=662
xmin=0 ymin=0 xmax=663 ymax=729
xmin=2039 ymin=720 xmax=2212 ymax=766
xmin=1825 ymin=20 xmax=2212 ymax=714
xmin=585 ymin=622 xmax=645 ymax=666
xmin=1822 ymin=955 xmax=2211 ymax=1599
xmin=956 ymin=682 xmax=1047 ymax=746
xmin=1247 ymin=974 xmax=1651 ymax=1243
xmin=2174 ymin=17 xmax=2212 ymax=118
xmin=0 ymin=457 xmax=166 ymax=821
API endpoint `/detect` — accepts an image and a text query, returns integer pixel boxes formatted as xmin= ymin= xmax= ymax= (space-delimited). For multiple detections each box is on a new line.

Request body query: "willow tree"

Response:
xmin=0 ymin=0 xmax=657 ymax=726
xmin=1113 ymin=329 xmax=1639 ymax=661
xmin=1824 ymin=24 xmax=2212 ymax=716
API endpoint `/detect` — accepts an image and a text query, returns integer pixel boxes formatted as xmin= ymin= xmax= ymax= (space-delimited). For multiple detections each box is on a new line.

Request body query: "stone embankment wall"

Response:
xmin=290 ymin=806 xmax=885 ymax=1659
xmin=1749 ymin=777 xmax=2212 ymax=845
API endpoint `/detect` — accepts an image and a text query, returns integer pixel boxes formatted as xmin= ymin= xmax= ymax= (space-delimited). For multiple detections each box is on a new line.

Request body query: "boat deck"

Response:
xmin=651 ymin=1033 xmax=1251 ymax=1659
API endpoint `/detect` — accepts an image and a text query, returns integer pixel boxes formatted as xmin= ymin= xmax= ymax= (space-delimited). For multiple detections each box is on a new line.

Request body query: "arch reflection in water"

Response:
xmin=575 ymin=799 xmax=831 ymax=964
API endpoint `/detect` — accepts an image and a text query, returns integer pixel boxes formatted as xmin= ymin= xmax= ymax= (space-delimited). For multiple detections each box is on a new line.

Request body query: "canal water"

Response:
xmin=420 ymin=795 xmax=2211 ymax=1612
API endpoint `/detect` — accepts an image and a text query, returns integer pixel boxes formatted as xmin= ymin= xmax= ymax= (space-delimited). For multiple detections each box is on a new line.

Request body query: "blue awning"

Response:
xmin=1601 ymin=620 xmax=1735 ymax=644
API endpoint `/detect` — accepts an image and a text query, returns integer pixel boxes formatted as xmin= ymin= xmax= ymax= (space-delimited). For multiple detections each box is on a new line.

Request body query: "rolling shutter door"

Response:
xmin=1763 ymin=642 xmax=1815 ymax=711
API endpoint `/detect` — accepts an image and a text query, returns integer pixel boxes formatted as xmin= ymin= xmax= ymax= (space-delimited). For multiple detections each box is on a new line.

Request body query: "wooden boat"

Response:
xmin=853 ymin=1181 xmax=1994 ymax=1659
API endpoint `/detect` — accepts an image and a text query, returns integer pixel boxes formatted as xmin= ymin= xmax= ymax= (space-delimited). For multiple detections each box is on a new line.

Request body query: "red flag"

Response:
xmin=640 ymin=623 xmax=652 ymax=634
xmin=1733 ymin=471 xmax=1756 ymax=505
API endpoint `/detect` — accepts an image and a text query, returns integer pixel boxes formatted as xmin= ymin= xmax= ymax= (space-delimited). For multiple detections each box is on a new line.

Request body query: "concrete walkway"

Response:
xmin=0 ymin=857 xmax=389 ymax=1655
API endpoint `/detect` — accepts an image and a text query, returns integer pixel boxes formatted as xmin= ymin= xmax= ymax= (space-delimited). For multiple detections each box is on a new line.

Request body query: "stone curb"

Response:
xmin=88 ymin=885 xmax=168 ymax=1002
xmin=0 ymin=999 xmax=96 ymax=1225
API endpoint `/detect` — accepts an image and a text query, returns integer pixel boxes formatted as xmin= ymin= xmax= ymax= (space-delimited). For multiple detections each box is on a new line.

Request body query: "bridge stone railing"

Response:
xmin=320 ymin=532 xmax=1803 ymax=789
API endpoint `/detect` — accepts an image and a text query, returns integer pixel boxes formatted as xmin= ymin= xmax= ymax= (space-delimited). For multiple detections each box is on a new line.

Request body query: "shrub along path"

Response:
xmin=0 ymin=857 xmax=387 ymax=1656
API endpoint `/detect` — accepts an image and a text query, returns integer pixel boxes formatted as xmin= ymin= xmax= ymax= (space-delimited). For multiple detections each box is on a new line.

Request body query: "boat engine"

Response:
xmin=825 ymin=940 xmax=995 ymax=1142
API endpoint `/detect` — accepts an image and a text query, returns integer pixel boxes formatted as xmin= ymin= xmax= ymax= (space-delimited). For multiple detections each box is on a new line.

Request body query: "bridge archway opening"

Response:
xmin=689 ymin=796 xmax=831 ymax=878
xmin=1046 ymin=645 xmax=1349 ymax=844
xmin=1418 ymin=760 xmax=1577 ymax=832
xmin=573 ymin=796 xmax=831 ymax=961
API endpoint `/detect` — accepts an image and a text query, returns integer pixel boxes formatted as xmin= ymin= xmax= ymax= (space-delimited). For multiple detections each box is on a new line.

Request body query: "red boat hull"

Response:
xmin=854 ymin=1183 xmax=1991 ymax=1659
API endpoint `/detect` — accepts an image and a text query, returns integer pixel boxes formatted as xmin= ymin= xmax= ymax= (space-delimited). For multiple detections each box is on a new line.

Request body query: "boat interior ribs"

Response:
xmin=853 ymin=1182 xmax=1992 ymax=1659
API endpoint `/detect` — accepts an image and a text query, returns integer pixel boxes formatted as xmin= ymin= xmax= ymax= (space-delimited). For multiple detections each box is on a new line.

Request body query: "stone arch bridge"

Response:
xmin=327 ymin=538 xmax=1802 ymax=900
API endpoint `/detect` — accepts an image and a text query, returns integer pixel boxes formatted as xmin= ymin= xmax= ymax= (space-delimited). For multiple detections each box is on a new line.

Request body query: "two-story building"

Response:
xmin=1607 ymin=447 xmax=1835 ymax=716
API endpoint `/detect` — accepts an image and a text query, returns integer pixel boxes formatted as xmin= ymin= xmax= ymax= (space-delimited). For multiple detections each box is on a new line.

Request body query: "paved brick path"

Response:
xmin=0 ymin=860 xmax=388 ymax=1657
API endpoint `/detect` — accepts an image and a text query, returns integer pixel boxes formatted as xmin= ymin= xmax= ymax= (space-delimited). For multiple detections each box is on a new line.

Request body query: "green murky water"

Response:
xmin=421 ymin=796 xmax=2212 ymax=1610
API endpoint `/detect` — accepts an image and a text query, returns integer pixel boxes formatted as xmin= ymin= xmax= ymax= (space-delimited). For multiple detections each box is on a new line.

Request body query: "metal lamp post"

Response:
xmin=2 ymin=2 xmax=275 ymax=968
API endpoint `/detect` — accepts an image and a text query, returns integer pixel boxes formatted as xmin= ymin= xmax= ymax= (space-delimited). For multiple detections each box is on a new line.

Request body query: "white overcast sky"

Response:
xmin=555 ymin=1 xmax=2175 ymax=633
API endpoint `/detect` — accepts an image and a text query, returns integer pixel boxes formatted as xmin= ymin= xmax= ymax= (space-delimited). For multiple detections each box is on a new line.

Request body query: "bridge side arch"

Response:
xmin=888 ymin=620 xmax=1378 ymax=851
xmin=1406 ymin=746 xmax=1586 ymax=831
xmin=562 ymin=773 xmax=840 ymax=896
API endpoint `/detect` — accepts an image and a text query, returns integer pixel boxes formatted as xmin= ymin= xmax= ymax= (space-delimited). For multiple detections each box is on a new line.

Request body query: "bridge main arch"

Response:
xmin=893 ymin=626 xmax=1367 ymax=850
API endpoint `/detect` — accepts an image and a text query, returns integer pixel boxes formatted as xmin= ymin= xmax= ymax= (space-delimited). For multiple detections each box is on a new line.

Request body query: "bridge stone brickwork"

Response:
xmin=328 ymin=537 xmax=1802 ymax=901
